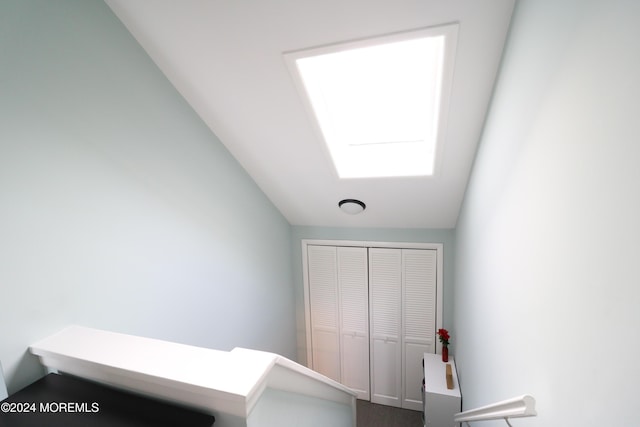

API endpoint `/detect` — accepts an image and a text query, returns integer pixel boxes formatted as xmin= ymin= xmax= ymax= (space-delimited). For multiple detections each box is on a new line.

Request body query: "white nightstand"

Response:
xmin=423 ymin=353 xmax=461 ymax=427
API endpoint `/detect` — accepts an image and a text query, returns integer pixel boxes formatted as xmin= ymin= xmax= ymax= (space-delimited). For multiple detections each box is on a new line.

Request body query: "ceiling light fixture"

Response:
xmin=338 ymin=199 xmax=366 ymax=215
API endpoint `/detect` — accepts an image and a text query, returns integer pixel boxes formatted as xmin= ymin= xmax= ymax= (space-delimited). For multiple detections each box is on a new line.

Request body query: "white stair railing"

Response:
xmin=454 ymin=394 xmax=536 ymax=427
xmin=29 ymin=325 xmax=357 ymax=427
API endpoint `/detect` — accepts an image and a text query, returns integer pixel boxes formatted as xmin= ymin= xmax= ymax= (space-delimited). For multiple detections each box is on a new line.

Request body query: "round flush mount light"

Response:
xmin=338 ymin=199 xmax=366 ymax=215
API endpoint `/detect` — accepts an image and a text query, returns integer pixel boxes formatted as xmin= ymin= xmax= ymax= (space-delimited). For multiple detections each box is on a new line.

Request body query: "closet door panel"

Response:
xmin=403 ymin=342 xmax=429 ymax=410
xmin=341 ymin=334 xmax=370 ymax=399
xmin=402 ymin=249 xmax=437 ymax=410
xmin=338 ymin=247 xmax=369 ymax=400
xmin=307 ymin=245 xmax=340 ymax=382
xmin=369 ymin=248 xmax=402 ymax=408
xmin=370 ymin=338 xmax=401 ymax=406
xmin=312 ymin=329 xmax=341 ymax=382
xmin=402 ymin=249 xmax=437 ymax=347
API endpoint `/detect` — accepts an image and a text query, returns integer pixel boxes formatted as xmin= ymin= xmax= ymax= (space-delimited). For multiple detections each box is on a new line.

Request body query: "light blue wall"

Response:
xmin=454 ymin=0 xmax=640 ymax=424
xmin=0 ymin=0 xmax=295 ymax=393
xmin=291 ymin=226 xmax=454 ymax=363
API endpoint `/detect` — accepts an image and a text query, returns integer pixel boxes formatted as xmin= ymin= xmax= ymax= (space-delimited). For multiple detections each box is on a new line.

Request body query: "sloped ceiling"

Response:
xmin=105 ymin=0 xmax=514 ymax=229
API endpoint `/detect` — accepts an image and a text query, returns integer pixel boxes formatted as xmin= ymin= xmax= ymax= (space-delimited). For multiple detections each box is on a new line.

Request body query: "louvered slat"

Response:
xmin=369 ymin=248 xmax=401 ymax=338
xmin=403 ymin=249 xmax=437 ymax=341
xmin=338 ymin=247 xmax=368 ymax=334
xmin=308 ymin=246 xmax=338 ymax=329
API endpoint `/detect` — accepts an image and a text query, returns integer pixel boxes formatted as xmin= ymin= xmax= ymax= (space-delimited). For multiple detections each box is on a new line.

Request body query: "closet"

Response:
xmin=304 ymin=241 xmax=440 ymax=411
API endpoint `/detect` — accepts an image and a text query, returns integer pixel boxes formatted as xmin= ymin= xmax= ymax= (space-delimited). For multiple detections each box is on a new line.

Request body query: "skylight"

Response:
xmin=286 ymin=25 xmax=458 ymax=179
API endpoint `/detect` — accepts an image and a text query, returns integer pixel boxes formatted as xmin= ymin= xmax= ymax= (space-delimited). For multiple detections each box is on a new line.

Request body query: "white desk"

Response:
xmin=423 ymin=353 xmax=461 ymax=427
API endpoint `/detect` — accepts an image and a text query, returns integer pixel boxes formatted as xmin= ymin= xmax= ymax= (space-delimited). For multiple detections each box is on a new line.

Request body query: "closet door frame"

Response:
xmin=301 ymin=239 xmax=444 ymax=369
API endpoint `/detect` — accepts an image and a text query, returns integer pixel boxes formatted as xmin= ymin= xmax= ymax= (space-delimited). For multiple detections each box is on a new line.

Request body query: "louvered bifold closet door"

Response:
xmin=307 ymin=245 xmax=341 ymax=382
xmin=337 ymin=247 xmax=370 ymax=400
xmin=402 ymin=249 xmax=437 ymax=411
xmin=369 ymin=248 xmax=402 ymax=408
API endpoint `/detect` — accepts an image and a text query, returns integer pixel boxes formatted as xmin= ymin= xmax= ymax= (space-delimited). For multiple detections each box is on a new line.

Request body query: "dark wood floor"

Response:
xmin=356 ymin=400 xmax=423 ymax=427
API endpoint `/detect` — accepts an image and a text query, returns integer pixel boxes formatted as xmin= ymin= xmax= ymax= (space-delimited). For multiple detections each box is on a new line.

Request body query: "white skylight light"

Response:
xmin=286 ymin=24 xmax=458 ymax=179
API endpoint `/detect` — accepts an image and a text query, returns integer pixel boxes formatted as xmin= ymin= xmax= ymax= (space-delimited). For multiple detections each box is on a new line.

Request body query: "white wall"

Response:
xmin=0 ymin=0 xmax=295 ymax=393
xmin=454 ymin=0 xmax=640 ymax=425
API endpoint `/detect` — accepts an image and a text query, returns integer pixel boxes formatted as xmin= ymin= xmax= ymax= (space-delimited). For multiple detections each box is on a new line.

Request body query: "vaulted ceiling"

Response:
xmin=105 ymin=0 xmax=514 ymax=229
